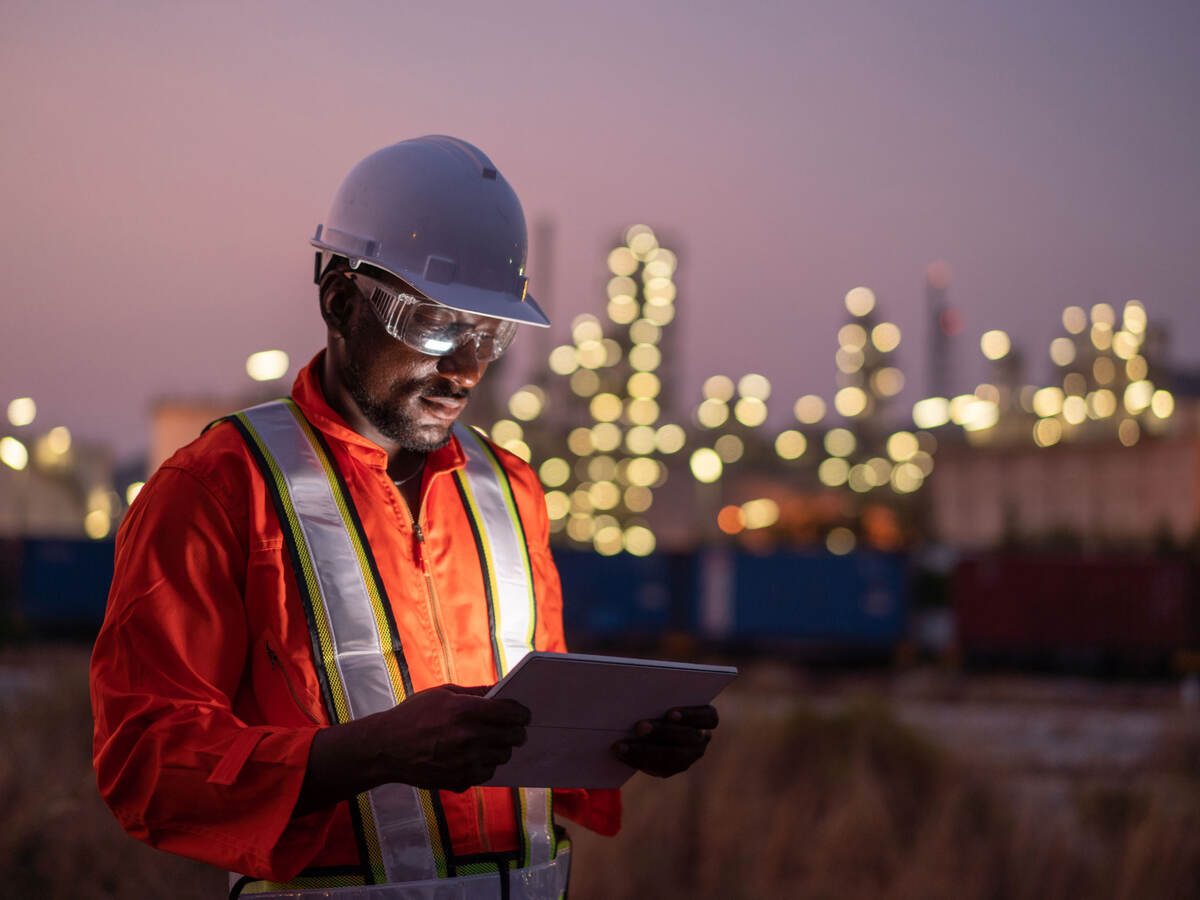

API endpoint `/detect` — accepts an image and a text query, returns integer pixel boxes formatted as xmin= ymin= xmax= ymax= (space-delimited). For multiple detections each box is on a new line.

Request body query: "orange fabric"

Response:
xmin=90 ymin=352 xmax=620 ymax=882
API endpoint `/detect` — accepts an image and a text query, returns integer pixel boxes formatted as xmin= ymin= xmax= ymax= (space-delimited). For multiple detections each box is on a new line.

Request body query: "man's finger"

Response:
xmin=666 ymin=705 xmax=719 ymax=729
xmin=445 ymin=684 xmax=491 ymax=697
xmin=628 ymin=722 xmax=710 ymax=747
xmin=613 ymin=740 xmax=705 ymax=778
xmin=466 ymin=698 xmax=532 ymax=726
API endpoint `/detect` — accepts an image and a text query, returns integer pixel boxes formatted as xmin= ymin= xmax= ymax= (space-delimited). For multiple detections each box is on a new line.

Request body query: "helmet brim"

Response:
xmin=311 ymin=239 xmax=550 ymax=327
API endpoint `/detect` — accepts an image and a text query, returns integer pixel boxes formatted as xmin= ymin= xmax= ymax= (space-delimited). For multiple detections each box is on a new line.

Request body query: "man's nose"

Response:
xmin=436 ymin=338 xmax=487 ymax=389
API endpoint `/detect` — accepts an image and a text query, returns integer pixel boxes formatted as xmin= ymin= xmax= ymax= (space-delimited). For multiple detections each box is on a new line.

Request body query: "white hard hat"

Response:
xmin=311 ymin=135 xmax=549 ymax=327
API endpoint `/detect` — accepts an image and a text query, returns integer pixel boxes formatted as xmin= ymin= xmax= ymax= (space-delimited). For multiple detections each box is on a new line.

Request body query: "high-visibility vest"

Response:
xmin=223 ymin=400 xmax=566 ymax=900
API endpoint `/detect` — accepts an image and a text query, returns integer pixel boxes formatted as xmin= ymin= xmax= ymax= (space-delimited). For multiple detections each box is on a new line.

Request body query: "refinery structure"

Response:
xmin=0 ymin=227 xmax=1196 ymax=555
xmin=465 ymin=226 xmax=1194 ymax=557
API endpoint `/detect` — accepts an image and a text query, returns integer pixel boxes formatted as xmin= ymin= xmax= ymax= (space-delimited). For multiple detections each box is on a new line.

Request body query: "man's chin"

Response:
xmin=383 ymin=414 xmax=457 ymax=453
xmin=400 ymin=425 xmax=454 ymax=453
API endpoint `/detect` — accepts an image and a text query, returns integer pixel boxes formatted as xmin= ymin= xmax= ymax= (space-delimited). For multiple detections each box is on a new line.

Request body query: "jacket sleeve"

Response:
xmin=90 ymin=463 xmax=336 ymax=880
xmin=516 ymin=456 xmax=623 ymax=837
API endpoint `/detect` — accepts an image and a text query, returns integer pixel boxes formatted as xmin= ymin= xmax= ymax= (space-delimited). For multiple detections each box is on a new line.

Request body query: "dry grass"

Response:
xmin=0 ymin=645 xmax=223 ymax=899
xmin=3 ymin=648 xmax=1199 ymax=899
xmin=568 ymin=681 xmax=1200 ymax=900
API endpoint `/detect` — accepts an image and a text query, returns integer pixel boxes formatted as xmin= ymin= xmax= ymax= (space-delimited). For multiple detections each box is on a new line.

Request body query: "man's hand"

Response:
xmin=296 ymin=684 xmax=530 ymax=815
xmin=369 ymin=684 xmax=530 ymax=792
xmin=612 ymin=704 xmax=719 ymax=778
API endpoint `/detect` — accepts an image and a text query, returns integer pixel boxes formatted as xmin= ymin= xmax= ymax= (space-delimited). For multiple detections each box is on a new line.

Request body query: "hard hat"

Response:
xmin=311 ymin=135 xmax=549 ymax=327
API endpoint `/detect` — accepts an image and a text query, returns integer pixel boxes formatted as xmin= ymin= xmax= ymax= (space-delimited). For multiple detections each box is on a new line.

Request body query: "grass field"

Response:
xmin=4 ymin=646 xmax=1199 ymax=899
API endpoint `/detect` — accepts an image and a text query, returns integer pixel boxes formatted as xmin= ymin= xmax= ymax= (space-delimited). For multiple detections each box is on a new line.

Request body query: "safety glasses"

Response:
xmin=348 ymin=272 xmax=518 ymax=362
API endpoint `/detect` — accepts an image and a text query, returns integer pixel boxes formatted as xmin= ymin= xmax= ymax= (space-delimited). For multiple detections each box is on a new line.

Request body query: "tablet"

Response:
xmin=482 ymin=651 xmax=738 ymax=789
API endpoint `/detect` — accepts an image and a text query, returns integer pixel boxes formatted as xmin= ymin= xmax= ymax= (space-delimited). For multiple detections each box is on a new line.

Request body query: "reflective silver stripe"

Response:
xmin=452 ymin=425 xmax=553 ymax=869
xmin=452 ymin=425 xmax=537 ymax=675
xmin=238 ymin=401 xmax=438 ymax=883
xmin=235 ymin=848 xmax=570 ymax=899
xmin=517 ymin=787 xmax=554 ymax=869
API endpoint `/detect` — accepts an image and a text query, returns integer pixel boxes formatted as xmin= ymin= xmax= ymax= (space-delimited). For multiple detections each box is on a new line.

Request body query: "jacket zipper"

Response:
xmin=266 ymin=640 xmax=320 ymax=725
xmin=397 ymin=480 xmax=486 ymax=849
xmin=397 ymin=485 xmax=457 ymax=684
xmin=474 ymin=787 xmax=492 ymax=853
xmin=399 ymin=485 xmax=487 ymax=849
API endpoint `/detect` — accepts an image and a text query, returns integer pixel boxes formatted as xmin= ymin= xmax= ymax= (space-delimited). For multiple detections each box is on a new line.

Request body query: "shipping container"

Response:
xmin=19 ymin=538 xmax=115 ymax=633
xmin=954 ymin=554 xmax=1199 ymax=669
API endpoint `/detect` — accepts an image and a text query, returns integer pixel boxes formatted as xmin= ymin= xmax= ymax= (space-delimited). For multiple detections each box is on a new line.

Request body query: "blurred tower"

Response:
xmin=464 ymin=217 xmax=557 ymax=427
xmin=530 ymin=218 xmax=557 ymax=372
xmin=925 ymin=261 xmax=957 ymax=398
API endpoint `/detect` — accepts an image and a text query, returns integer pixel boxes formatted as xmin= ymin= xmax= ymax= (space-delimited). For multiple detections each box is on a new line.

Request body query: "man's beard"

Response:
xmin=342 ymin=350 xmax=469 ymax=453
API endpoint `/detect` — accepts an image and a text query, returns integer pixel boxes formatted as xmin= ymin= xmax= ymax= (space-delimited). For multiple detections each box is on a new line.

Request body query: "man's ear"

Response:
xmin=319 ymin=272 xmax=356 ymax=335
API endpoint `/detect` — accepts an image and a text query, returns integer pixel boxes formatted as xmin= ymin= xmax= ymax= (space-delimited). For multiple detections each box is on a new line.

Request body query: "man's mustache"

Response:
xmin=421 ymin=381 xmax=471 ymax=401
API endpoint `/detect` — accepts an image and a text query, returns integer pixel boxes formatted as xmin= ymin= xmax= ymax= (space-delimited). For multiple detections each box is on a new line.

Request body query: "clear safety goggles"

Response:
xmin=348 ymin=272 xmax=518 ymax=362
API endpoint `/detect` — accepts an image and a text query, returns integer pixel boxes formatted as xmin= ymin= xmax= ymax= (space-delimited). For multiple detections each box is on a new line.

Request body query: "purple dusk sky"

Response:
xmin=2 ymin=0 xmax=1198 ymax=460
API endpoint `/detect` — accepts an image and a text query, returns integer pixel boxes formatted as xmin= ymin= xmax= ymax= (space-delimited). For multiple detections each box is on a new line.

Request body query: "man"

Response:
xmin=90 ymin=135 xmax=717 ymax=899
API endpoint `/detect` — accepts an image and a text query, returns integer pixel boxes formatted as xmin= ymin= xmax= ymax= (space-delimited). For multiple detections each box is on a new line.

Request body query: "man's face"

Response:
xmin=335 ymin=272 xmax=494 ymax=453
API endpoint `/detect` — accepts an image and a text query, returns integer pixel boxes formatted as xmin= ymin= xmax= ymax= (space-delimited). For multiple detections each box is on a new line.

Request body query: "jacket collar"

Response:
xmin=290 ymin=351 xmax=467 ymax=474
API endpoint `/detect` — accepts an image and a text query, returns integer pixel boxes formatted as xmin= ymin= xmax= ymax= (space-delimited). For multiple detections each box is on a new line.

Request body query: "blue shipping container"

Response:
xmin=21 ymin=538 xmax=115 ymax=628
xmin=699 ymin=550 xmax=907 ymax=644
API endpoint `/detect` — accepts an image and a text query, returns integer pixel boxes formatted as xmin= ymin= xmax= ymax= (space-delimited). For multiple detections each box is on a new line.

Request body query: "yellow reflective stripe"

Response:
xmin=285 ymin=401 xmax=408 ymax=704
xmin=518 ymin=789 xmax=532 ymax=868
xmin=418 ymin=789 xmax=450 ymax=879
xmin=355 ymin=792 xmax=388 ymax=885
xmin=453 ymin=466 xmax=507 ymax=672
xmin=239 ymin=873 xmax=367 ymax=893
xmin=469 ymin=433 xmax=537 ymax=653
xmin=234 ymin=411 xmax=351 ymax=724
xmin=454 ymin=860 xmax=508 ymax=876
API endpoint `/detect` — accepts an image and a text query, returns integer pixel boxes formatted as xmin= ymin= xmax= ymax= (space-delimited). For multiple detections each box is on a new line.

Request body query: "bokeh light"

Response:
xmin=697 ymin=398 xmax=730 ymax=429
xmin=737 ymin=374 xmax=771 ymax=401
xmin=1151 ymin=390 xmax=1174 ymax=418
xmin=844 ymin=287 xmax=876 ymax=317
xmin=871 ymin=322 xmax=901 ymax=353
xmin=246 ymin=350 xmax=289 ymax=381
xmin=912 ymin=397 xmax=950 ymax=429
xmin=775 ymin=430 xmax=807 ymax=460
xmin=689 ymin=448 xmax=723 ymax=483
xmin=742 ymin=498 xmax=780 ymax=530
xmin=818 ymin=457 xmax=850 ymax=487
xmin=834 ymin=387 xmax=868 ymax=417
xmin=7 ymin=397 xmax=36 ymax=427
xmin=1049 ymin=337 xmax=1076 ymax=367
xmin=826 ymin=527 xmax=856 ymax=555
xmin=871 ymin=367 xmax=905 ymax=398
xmin=824 ymin=428 xmax=856 ymax=457
xmin=886 ymin=431 xmax=919 ymax=462
xmin=1123 ymin=300 xmax=1147 ymax=334
xmin=591 ymin=423 xmax=622 ymax=453
xmin=125 ymin=481 xmax=145 ymax=505
xmin=655 ymin=424 xmax=687 ymax=454
xmin=0 ymin=436 xmax=29 ymax=470
xmin=508 ymin=386 xmax=545 ymax=421
xmin=839 ymin=323 xmax=868 ymax=349
xmin=539 ymin=457 xmax=570 ymax=488
xmin=980 ymin=330 xmax=1011 ymax=360
xmin=1062 ymin=306 xmax=1087 ymax=334
xmin=733 ymin=397 xmax=768 ymax=427
xmin=714 ymin=434 xmax=744 ymax=463
xmin=628 ymin=372 xmax=661 ymax=398
xmin=549 ymin=345 xmax=578 ymax=375
xmin=794 ymin=394 xmax=826 ymax=424
xmin=570 ymin=369 xmax=600 ymax=397
xmin=702 ymin=375 xmax=735 ymax=401
xmin=1118 ymin=419 xmax=1140 ymax=446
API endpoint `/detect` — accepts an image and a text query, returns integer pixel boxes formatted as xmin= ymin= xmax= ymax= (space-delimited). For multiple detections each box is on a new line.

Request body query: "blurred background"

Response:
xmin=2 ymin=1 xmax=1199 ymax=897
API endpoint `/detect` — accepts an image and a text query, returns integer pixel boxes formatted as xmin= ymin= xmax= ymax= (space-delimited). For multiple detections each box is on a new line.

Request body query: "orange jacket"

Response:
xmin=90 ymin=353 xmax=619 ymax=881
